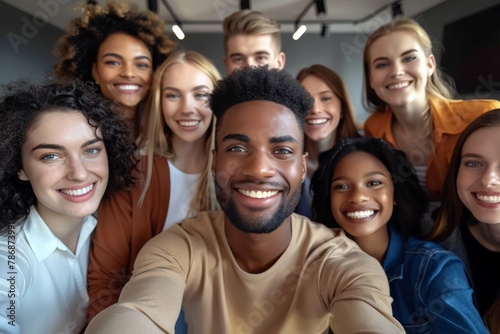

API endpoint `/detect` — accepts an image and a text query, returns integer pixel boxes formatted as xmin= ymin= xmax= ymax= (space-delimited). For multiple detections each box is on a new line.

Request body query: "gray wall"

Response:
xmin=0 ymin=1 xmax=64 ymax=83
xmin=1 ymin=0 xmax=499 ymax=123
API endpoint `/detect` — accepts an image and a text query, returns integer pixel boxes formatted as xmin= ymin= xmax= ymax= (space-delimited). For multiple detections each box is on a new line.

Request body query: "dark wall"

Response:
xmin=0 ymin=1 xmax=64 ymax=83
xmin=416 ymin=0 xmax=500 ymax=101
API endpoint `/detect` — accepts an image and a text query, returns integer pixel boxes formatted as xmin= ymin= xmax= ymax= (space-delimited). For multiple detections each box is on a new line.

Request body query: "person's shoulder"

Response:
xmin=0 ymin=226 xmax=34 ymax=282
xmin=155 ymin=211 xmax=224 ymax=243
xmin=364 ymin=110 xmax=389 ymax=125
xmin=403 ymin=237 xmax=470 ymax=297
xmin=180 ymin=211 xmax=224 ymax=228
xmin=404 ymin=235 xmax=463 ymax=263
xmin=0 ymin=225 xmax=28 ymax=252
xmin=140 ymin=211 xmax=224 ymax=265
xmin=438 ymin=98 xmax=500 ymax=114
xmin=292 ymin=214 xmax=361 ymax=252
xmin=430 ymin=97 xmax=500 ymax=132
xmin=292 ymin=214 xmax=337 ymax=237
xmin=134 ymin=154 xmax=169 ymax=174
xmin=364 ymin=110 xmax=391 ymax=136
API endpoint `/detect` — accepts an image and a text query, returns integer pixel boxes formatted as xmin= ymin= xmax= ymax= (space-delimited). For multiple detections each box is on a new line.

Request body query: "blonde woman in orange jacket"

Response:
xmin=363 ymin=18 xmax=500 ymax=203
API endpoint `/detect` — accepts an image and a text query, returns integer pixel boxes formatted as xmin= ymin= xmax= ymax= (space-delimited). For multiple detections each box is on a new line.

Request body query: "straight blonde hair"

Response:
xmin=222 ymin=10 xmax=281 ymax=55
xmin=139 ymin=50 xmax=221 ymax=215
xmin=362 ymin=18 xmax=455 ymax=112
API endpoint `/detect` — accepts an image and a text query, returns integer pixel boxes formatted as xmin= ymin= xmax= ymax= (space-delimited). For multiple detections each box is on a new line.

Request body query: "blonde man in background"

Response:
xmin=222 ymin=9 xmax=286 ymax=74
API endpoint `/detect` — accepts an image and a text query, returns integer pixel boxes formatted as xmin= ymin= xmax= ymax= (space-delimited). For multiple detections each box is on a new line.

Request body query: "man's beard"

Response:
xmin=215 ymin=179 xmax=302 ymax=234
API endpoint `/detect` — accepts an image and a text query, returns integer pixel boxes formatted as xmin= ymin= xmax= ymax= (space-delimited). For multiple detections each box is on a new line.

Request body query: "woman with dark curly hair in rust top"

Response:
xmin=54 ymin=1 xmax=175 ymax=141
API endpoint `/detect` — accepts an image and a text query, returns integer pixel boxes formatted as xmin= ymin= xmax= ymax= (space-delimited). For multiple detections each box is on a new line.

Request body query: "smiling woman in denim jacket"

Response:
xmin=311 ymin=137 xmax=488 ymax=333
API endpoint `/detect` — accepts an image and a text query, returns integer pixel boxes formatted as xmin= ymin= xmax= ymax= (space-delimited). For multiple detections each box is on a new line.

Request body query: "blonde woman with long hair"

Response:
xmin=362 ymin=18 xmax=500 ymax=246
xmin=87 ymin=51 xmax=221 ymax=322
xmin=363 ymin=18 xmax=500 ymax=203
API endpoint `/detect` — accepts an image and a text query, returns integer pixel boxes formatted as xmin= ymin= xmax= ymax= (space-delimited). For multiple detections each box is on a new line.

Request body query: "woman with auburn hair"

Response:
xmin=295 ymin=64 xmax=360 ymax=218
xmin=54 ymin=1 xmax=175 ymax=141
xmin=362 ymin=18 xmax=500 ymax=228
xmin=429 ymin=109 xmax=500 ymax=332
xmin=87 ymin=51 xmax=221 ymax=326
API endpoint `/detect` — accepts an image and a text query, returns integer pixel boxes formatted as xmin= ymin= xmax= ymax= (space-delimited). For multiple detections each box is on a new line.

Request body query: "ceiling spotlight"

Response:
xmin=240 ymin=0 xmax=250 ymax=10
xmin=315 ymin=0 xmax=326 ymax=17
xmin=391 ymin=0 xmax=404 ymax=18
xmin=293 ymin=24 xmax=307 ymax=40
xmin=172 ymin=24 xmax=185 ymax=40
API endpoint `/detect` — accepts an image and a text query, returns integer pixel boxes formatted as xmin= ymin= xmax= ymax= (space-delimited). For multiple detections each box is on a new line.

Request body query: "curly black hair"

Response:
xmin=209 ymin=65 xmax=313 ymax=140
xmin=311 ymin=137 xmax=429 ymax=237
xmin=0 ymin=79 xmax=136 ymax=234
xmin=53 ymin=1 xmax=175 ymax=83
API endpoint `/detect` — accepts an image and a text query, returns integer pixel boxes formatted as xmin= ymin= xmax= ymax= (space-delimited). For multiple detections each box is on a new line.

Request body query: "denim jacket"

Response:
xmin=383 ymin=226 xmax=488 ymax=334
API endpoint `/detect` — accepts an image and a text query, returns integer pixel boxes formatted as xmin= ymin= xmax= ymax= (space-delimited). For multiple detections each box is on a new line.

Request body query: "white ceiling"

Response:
xmin=2 ymin=0 xmax=447 ymax=34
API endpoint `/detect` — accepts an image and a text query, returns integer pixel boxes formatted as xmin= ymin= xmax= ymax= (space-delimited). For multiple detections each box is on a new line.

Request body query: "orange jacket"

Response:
xmin=364 ymin=97 xmax=500 ymax=200
xmin=87 ymin=156 xmax=170 ymax=321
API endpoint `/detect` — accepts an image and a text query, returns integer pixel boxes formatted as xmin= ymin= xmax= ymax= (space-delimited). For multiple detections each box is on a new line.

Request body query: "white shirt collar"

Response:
xmin=23 ymin=206 xmax=97 ymax=262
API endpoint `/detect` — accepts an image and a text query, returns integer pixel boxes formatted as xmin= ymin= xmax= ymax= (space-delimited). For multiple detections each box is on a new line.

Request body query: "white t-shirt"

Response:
xmin=163 ymin=161 xmax=201 ymax=231
xmin=0 ymin=206 xmax=96 ymax=334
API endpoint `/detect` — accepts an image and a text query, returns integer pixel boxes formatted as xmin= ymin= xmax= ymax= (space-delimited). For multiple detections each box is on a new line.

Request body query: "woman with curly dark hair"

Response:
xmin=0 ymin=79 xmax=135 ymax=334
xmin=311 ymin=137 xmax=488 ymax=333
xmin=53 ymin=1 xmax=175 ymax=141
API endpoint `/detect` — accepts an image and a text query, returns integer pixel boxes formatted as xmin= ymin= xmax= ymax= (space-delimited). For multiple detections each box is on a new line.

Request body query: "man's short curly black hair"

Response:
xmin=0 ymin=79 xmax=136 ymax=234
xmin=209 ymin=65 xmax=313 ymax=140
xmin=53 ymin=1 xmax=175 ymax=83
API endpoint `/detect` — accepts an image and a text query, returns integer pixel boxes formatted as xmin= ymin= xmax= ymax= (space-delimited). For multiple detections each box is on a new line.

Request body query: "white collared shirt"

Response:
xmin=0 ymin=206 xmax=96 ymax=334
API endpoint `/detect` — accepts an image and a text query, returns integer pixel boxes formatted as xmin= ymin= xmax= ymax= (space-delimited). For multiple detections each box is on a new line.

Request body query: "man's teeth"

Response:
xmin=61 ymin=184 xmax=94 ymax=196
xmin=238 ymin=189 xmax=278 ymax=199
xmin=178 ymin=120 xmax=200 ymax=127
xmin=388 ymin=82 xmax=410 ymax=89
xmin=476 ymin=194 xmax=500 ymax=203
xmin=306 ymin=118 xmax=328 ymax=125
xmin=116 ymin=85 xmax=140 ymax=91
xmin=346 ymin=210 xmax=375 ymax=219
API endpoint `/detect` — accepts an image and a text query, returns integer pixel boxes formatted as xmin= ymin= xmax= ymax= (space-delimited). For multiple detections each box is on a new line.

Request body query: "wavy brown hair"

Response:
xmin=297 ymin=64 xmax=360 ymax=141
